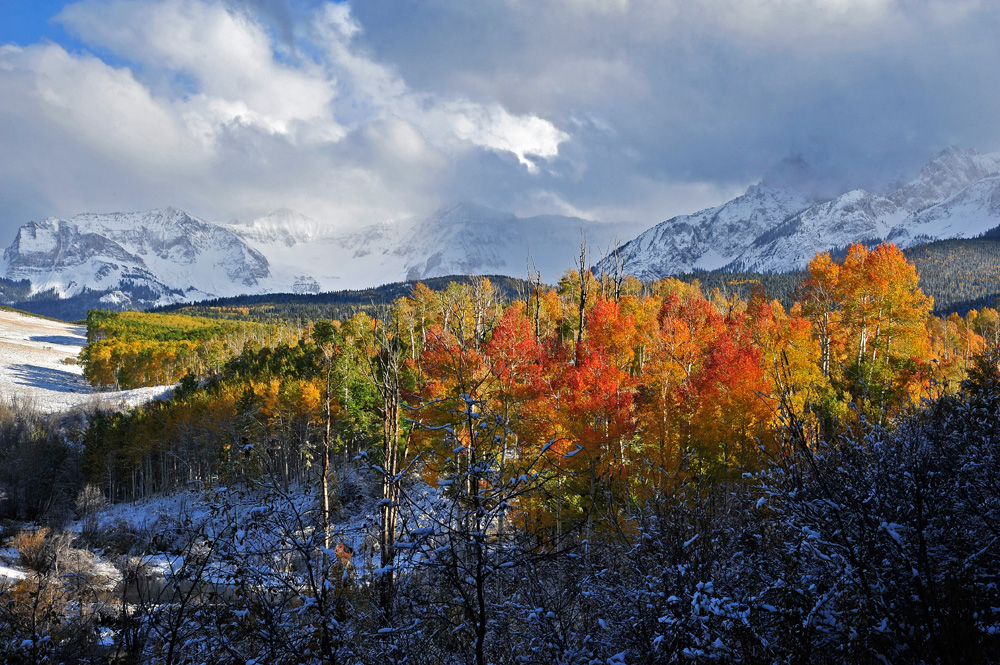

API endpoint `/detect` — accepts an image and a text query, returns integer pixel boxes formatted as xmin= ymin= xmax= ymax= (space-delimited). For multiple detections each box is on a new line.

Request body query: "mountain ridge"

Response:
xmin=597 ymin=146 xmax=1000 ymax=278
xmin=2 ymin=202 xmax=644 ymax=314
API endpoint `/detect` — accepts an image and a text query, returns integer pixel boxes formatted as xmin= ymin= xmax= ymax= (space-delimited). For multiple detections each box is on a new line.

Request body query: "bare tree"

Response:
xmin=574 ymin=234 xmax=591 ymax=365
xmin=598 ymin=237 xmax=627 ymax=303
xmin=363 ymin=308 xmax=410 ymax=625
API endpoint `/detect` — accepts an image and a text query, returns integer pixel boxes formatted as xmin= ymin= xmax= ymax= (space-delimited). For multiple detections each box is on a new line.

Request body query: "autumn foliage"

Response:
xmin=80 ymin=245 xmax=994 ymax=532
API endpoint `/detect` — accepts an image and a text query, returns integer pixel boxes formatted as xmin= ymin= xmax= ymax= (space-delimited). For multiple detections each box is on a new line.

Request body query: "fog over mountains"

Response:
xmin=5 ymin=146 xmax=1000 ymax=313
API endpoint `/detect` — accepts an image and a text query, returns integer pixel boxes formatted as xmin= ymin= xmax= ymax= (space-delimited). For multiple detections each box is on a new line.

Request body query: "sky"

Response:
xmin=1 ymin=0 xmax=1000 ymax=240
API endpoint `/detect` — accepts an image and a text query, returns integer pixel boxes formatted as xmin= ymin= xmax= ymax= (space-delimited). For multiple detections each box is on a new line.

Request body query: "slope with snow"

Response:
xmin=0 ymin=308 xmax=172 ymax=413
xmin=397 ymin=203 xmax=645 ymax=284
xmin=603 ymin=184 xmax=814 ymax=280
xmin=4 ymin=208 xmax=270 ymax=307
xmin=8 ymin=145 xmax=1000 ymax=308
xmin=888 ymin=175 xmax=1000 ymax=247
xmin=226 ymin=209 xmax=408 ymax=292
xmin=731 ymin=189 xmax=906 ymax=272
xmin=600 ymin=147 xmax=1000 ymax=279
xmin=230 ymin=202 xmax=647 ymax=290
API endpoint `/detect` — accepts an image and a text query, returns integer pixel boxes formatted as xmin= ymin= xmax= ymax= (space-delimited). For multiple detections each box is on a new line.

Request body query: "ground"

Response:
xmin=0 ymin=308 xmax=172 ymax=413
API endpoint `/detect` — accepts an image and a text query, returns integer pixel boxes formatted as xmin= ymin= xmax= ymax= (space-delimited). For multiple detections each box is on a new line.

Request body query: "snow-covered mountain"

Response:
xmin=600 ymin=147 xmax=1000 ymax=278
xmin=600 ymin=184 xmax=815 ymax=281
xmin=887 ymin=175 xmax=1000 ymax=247
xmin=9 ymin=145 xmax=1000 ymax=313
xmin=225 ymin=209 xmax=329 ymax=247
xmin=395 ymin=203 xmax=646 ymax=284
xmin=3 ymin=208 xmax=270 ymax=308
xmin=2 ymin=202 xmax=644 ymax=310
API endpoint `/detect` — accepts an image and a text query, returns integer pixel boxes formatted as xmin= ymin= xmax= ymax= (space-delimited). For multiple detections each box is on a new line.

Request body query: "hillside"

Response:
xmin=0 ymin=308 xmax=172 ymax=412
xmin=904 ymin=237 xmax=1000 ymax=312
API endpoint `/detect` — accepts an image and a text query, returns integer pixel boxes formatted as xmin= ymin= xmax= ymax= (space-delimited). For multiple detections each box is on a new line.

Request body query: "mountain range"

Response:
xmin=5 ymin=146 xmax=1000 ymax=317
xmin=596 ymin=146 xmax=1000 ymax=278
xmin=2 ymin=203 xmax=643 ymax=312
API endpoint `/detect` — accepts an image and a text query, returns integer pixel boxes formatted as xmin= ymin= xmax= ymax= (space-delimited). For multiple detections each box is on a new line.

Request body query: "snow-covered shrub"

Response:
xmin=756 ymin=352 xmax=1000 ymax=663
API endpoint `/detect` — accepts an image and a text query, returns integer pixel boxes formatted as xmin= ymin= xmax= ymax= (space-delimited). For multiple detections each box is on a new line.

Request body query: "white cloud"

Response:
xmin=4 ymin=0 xmax=999 ymax=244
xmin=310 ymin=4 xmax=569 ymax=169
xmin=0 ymin=0 xmax=570 ymax=235
xmin=58 ymin=0 xmax=341 ymax=137
xmin=0 ymin=43 xmax=204 ymax=170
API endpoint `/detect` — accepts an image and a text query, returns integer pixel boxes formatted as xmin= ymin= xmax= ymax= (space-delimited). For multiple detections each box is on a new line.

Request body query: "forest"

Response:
xmin=3 ymin=242 xmax=1000 ymax=664
xmin=79 ymin=310 xmax=298 ymax=389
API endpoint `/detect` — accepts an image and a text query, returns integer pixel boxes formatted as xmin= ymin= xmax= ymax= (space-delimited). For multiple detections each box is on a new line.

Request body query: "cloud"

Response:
xmin=352 ymin=0 xmax=1000 ymax=198
xmin=2 ymin=0 xmax=1000 ymax=243
xmin=0 ymin=0 xmax=569 ymax=237
xmin=1 ymin=43 xmax=203 ymax=169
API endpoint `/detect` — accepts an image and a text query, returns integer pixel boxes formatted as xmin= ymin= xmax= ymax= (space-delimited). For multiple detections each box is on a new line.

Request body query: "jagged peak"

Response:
xmin=917 ymin=145 xmax=998 ymax=177
xmin=887 ymin=145 xmax=1000 ymax=213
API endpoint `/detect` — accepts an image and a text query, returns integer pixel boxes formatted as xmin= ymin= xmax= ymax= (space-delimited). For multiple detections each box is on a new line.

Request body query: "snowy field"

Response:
xmin=0 ymin=308 xmax=173 ymax=413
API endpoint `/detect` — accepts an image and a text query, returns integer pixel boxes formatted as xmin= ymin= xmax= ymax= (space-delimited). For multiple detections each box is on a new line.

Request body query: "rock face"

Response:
xmin=4 ymin=208 xmax=270 ymax=308
xmin=597 ymin=147 xmax=1000 ymax=278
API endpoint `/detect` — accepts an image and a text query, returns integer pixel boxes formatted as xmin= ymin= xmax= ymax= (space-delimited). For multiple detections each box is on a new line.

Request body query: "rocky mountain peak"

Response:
xmin=889 ymin=146 xmax=1000 ymax=213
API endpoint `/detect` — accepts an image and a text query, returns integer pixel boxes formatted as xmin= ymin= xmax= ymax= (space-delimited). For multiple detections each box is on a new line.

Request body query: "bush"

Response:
xmin=9 ymin=527 xmax=54 ymax=574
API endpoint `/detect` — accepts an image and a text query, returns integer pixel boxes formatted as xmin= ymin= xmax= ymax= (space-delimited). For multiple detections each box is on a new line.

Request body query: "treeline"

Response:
xmin=150 ymin=274 xmax=534 ymax=325
xmin=670 ymin=270 xmax=805 ymax=308
xmin=0 ymin=277 xmax=32 ymax=302
xmin=79 ymin=310 xmax=298 ymax=389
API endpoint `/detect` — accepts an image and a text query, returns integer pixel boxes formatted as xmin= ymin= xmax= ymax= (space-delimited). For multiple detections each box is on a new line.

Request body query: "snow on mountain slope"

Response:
xmin=398 ymin=203 xmax=518 ymax=280
xmin=888 ymin=146 xmax=1000 ymax=214
xmin=231 ymin=202 xmax=646 ymax=290
xmin=603 ymin=147 xmax=1000 ymax=279
xmin=227 ymin=210 xmax=408 ymax=292
xmin=735 ymin=147 xmax=1000 ymax=272
xmin=730 ymin=189 xmax=906 ymax=272
xmin=601 ymin=184 xmax=814 ymax=281
xmin=225 ymin=209 xmax=330 ymax=247
xmin=11 ymin=144 xmax=1000 ymax=308
xmin=4 ymin=208 xmax=270 ymax=304
xmin=2 ymin=202 xmax=647 ymax=306
xmin=888 ymin=175 xmax=1000 ymax=247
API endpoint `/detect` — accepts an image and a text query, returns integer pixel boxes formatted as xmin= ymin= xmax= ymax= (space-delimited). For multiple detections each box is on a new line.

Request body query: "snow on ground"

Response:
xmin=0 ymin=308 xmax=173 ymax=413
xmin=0 ymin=563 xmax=26 ymax=583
